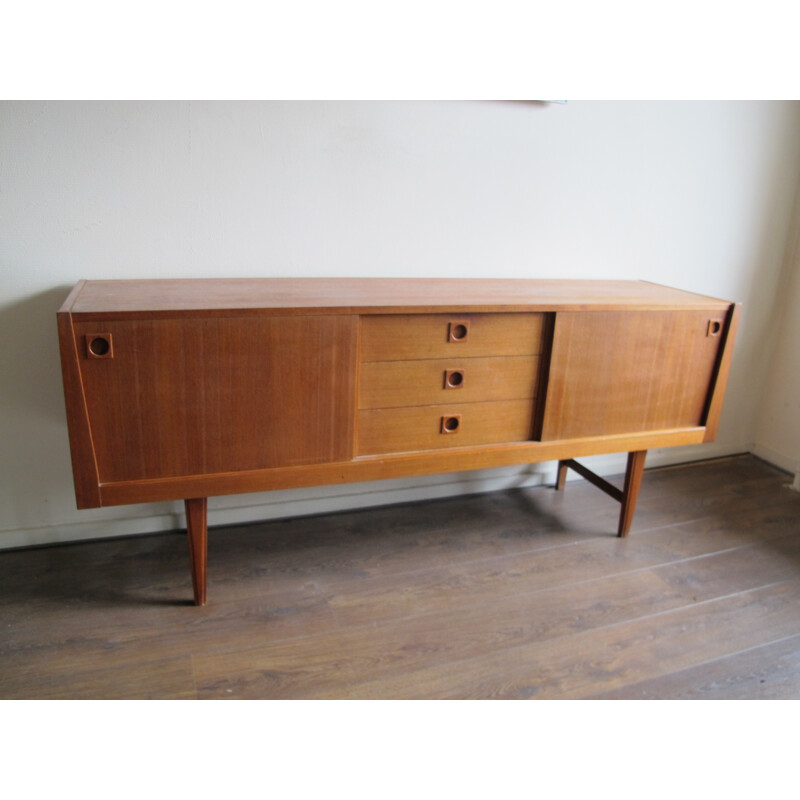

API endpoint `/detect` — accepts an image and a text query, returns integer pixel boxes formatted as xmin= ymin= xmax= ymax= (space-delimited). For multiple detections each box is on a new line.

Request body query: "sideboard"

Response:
xmin=57 ymin=278 xmax=740 ymax=605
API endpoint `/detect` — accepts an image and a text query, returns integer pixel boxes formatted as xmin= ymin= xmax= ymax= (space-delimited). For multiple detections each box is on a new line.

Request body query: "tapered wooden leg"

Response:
xmin=555 ymin=460 xmax=569 ymax=490
xmin=554 ymin=451 xmax=648 ymax=537
xmin=618 ymin=450 xmax=647 ymax=538
xmin=185 ymin=497 xmax=208 ymax=606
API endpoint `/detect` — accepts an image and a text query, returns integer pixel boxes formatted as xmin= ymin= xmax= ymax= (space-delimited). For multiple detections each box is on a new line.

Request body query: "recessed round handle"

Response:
xmin=89 ymin=337 xmax=110 ymax=356
xmin=441 ymin=415 xmax=461 ymax=434
xmin=445 ymin=369 xmax=465 ymax=389
xmin=448 ymin=320 xmax=470 ymax=342
xmin=85 ymin=333 xmax=113 ymax=358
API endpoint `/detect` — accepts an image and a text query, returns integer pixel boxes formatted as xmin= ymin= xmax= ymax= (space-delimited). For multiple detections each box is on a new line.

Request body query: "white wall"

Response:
xmin=2 ymin=101 xmax=800 ymax=548
xmin=752 ymin=179 xmax=800 ymax=485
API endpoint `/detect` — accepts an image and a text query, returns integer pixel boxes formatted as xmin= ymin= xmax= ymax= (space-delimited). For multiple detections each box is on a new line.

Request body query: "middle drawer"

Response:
xmin=359 ymin=356 xmax=541 ymax=409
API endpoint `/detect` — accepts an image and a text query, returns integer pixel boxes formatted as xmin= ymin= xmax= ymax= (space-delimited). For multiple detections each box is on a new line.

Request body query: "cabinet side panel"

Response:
xmin=541 ymin=310 xmax=726 ymax=440
xmin=57 ymin=312 xmax=102 ymax=507
xmin=702 ymin=303 xmax=741 ymax=442
xmin=74 ymin=315 xmax=357 ymax=482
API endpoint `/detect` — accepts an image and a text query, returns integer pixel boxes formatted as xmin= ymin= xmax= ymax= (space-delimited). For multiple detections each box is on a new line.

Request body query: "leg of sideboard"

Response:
xmin=555 ymin=460 xmax=569 ymax=490
xmin=185 ymin=498 xmax=208 ymax=606
xmin=617 ymin=451 xmax=647 ymax=538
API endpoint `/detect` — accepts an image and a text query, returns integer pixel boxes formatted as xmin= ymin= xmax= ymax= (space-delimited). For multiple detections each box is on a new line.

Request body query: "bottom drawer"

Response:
xmin=357 ymin=399 xmax=534 ymax=456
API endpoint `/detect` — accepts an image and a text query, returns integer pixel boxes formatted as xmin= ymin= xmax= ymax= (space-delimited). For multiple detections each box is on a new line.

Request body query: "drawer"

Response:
xmin=359 ymin=355 xmax=541 ymax=409
xmin=360 ymin=313 xmax=546 ymax=362
xmin=357 ymin=399 xmax=534 ymax=456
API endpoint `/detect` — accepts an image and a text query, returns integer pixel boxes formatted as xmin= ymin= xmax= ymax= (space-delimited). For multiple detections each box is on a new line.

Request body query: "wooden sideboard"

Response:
xmin=57 ymin=278 xmax=740 ymax=605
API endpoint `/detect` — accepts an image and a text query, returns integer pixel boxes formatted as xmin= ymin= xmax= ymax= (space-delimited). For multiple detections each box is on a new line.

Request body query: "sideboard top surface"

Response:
xmin=60 ymin=278 xmax=731 ymax=318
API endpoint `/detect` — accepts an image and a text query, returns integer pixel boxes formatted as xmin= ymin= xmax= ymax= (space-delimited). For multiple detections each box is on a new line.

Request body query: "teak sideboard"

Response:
xmin=57 ymin=278 xmax=740 ymax=605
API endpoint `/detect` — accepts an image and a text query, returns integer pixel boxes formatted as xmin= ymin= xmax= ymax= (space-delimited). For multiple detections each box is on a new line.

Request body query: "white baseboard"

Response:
xmin=0 ymin=442 xmax=753 ymax=550
xmin=0 ymin=466 xmax=546 ymax=550
xmin=749 ymin=443 xmax=799 ymax=478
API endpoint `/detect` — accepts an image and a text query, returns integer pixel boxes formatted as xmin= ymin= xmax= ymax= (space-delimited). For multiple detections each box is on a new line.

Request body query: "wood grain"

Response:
xmin=306 ymin=580 xmax=800 ymax=700
xmin=542 ymin=310 xmax=725 ymax=440
xmin=56 ymin=306 xmax=101 ymax=508
xmin=62 ymin=278 xmax=733 ymax=318
xmin=185 ymin=498 xmax=208 ymax=606
xmin=58 ymin=280 xmax=737 ymax=533
xmin=73 ymin=315 xmax=357 ymax=483
xmin=358 ymin=355 xmax=541 ymax=409
xmin=618 ymin=450 xmax=647 ymax=537
xmin=0 ymin=656 xmax=197 ymax=700
xmin=703 ymin=302 xmax=741 ymax=442
xmin=56 ymin=278 xmax=740 ymax=605
xmin=97 ymin=427 xmax=708 ymax=507
xmin=3 ymin=455 xmax=800 ymax=699
xmin=591 ymin=633 xmax=800 ymax=699
xmin=357 ymin=399 xmax=535 ymax=455
xmin=359 ymin=313 xmax=546 ymax=362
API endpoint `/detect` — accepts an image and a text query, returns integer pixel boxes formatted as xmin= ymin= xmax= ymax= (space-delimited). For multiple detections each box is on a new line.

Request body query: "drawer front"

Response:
xmin=360 ymin=313 xmax=546 ymax=362
xmin=359 ymin=355 xmax=541 ymax=409
xmin=357 ymin=400 xmax=534 ymax=456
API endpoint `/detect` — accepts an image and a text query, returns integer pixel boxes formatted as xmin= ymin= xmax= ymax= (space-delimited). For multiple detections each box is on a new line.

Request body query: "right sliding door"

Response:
xmin=540 ymin=310 xmax=725 ymax=440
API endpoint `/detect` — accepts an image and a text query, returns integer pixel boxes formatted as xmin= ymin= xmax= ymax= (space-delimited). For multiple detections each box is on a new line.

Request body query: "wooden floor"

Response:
xmin=2 ymin=454 xmax=800 ymax=700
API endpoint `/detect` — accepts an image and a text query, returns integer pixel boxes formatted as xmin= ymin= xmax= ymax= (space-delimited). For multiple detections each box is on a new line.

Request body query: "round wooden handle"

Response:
xmin=445 ymin=369 xmax=464 ymax=389
xmin=448 ymin=321 xmax=470 ymax=342
xmin=441 ymin=415 xmax=461 ymax=434
xmin=85 ymin=334 xmax=113 ymax=358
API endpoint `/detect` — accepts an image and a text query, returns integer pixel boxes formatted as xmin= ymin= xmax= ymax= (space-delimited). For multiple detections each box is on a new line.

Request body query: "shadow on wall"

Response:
xmin=0 ymin=284 xmax=75 ymax=429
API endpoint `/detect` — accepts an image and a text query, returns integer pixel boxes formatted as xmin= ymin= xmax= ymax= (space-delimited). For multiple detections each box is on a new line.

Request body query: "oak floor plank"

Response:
xmin=324 ymin=526 xmax=800 ymax=629
xmin=1 ymin=455 xmax=798 ymax=699
xmin=633 ymin=456 xmax=789 ymax=499
xmin=298 ymin=580 xmax=800 ymax=699
xmin=0 ymin=655 xmax=196 ymax=700
xmin=0 ymin=592 xmax=337 ymax=683
xmin=590 ymin=633 xmax=800 ymax=699
xmin=191 ymin=568 xmax=687 ymax=699
xmin=191 ymin=530 xmax=800 ymax=699
xmin=548 ymin=471 xmax=799 ymax=536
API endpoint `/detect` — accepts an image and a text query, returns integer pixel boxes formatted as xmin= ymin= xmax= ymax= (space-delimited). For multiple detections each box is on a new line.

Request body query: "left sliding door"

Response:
xmin=72 ymin=314 xmax=358 ymax=484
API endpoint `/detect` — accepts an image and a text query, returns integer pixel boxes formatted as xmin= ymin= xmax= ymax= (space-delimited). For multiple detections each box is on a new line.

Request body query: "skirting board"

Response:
xmin=749 ymin=443 xmax=800 ymax=493
xmin=0 ymin=441 xmax=751 ymax=550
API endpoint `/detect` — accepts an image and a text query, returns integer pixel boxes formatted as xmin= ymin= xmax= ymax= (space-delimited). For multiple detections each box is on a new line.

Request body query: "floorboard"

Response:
xmin=1 ymin=455 xmax=799 ymax=699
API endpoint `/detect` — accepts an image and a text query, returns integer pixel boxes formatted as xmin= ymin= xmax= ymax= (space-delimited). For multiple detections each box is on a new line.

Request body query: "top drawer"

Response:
xmin=360 ymin=313 xmax=547 ymax=362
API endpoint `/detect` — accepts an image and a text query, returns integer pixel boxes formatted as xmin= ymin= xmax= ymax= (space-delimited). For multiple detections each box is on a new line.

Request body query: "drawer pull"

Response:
xmin=85 ymin=334 xmax=114 ymax=359
xmin=441 ymin=415 xmax=461 ymax=434
xmin=448 ymin=320 xmax=470 ymax=342
xmin=707 ymin=319 xmax=723 ymax=337
xmin=444 ymin=369 xmax=465 ymax=389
